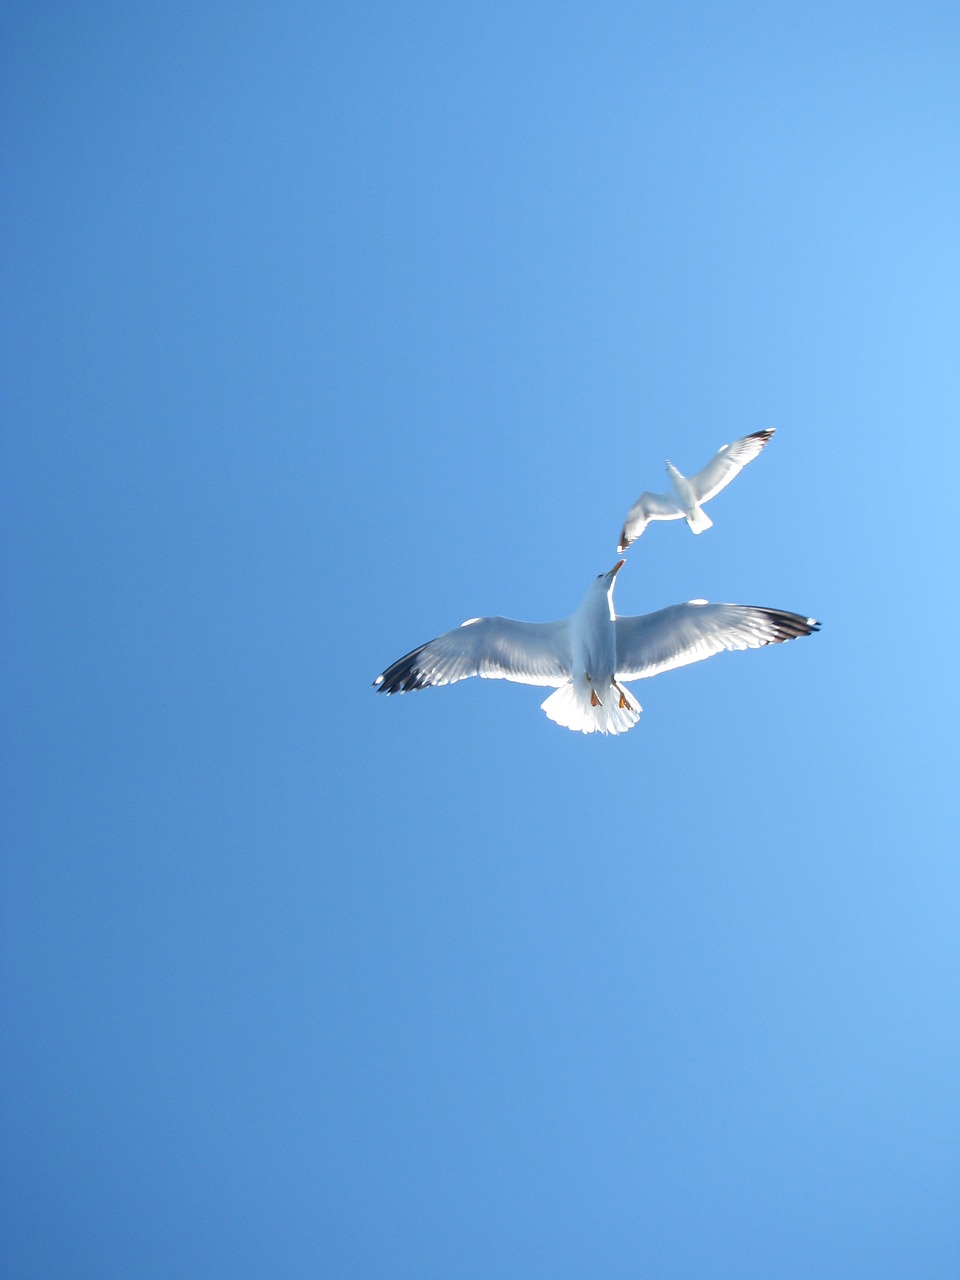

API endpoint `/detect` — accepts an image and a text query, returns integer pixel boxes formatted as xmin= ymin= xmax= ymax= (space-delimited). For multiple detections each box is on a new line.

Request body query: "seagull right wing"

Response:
xmin=618 ymin=490 xmax=685 ymax=550
xmin=375 ymin=617 xmax=572 ymax=693
xmin=615 ymin=601 xmax=819 ymax=681
xmin=689 ymin=428 xmax=775 ymax=503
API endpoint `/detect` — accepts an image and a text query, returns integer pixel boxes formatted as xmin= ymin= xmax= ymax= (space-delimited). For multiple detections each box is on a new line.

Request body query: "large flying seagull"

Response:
xmin=375 ymin=559 xmax=818 ymax=735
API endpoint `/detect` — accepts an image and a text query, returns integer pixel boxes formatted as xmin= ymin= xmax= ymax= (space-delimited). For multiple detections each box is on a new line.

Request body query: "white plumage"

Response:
xmin=618 ymin=429 xmax=775 ymax=549
xmin=374 ymin=560 xmax=818 ymax=735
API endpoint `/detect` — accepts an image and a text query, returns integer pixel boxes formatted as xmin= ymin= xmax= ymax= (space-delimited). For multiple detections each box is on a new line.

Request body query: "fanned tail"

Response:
xmin=687 ymin=505 xmax=713 ymax=534
xmin=541 ymin=680 xmax=642 ymax=735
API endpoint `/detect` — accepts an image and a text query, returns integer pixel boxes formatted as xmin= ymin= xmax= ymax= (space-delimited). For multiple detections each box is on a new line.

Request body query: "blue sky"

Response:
xmin=3 ymin=2 xmax=959 ymax=1276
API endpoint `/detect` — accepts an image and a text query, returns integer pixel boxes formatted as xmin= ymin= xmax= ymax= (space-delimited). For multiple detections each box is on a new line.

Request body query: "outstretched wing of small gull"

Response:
xmin=688 ymin=429 xmax=776 ymax=503
xmin=374 ymin=617 xmax=572 ymax=693
xmin=617 ymin=491 xmax=685 ymax=543
xmin=616 ymin=601 xmax=818 ymax=681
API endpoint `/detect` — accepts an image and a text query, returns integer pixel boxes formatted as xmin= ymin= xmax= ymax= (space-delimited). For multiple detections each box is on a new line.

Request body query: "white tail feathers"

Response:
xmin=540 ymin=679 xmax=642 ymax=735
xmin=686 ymin=505 xmax=713 ymax=534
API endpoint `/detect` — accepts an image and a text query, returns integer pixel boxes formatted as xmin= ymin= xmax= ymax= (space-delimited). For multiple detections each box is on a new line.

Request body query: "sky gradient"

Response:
xmin=4 ymin=2 xmax=959 ymax=1276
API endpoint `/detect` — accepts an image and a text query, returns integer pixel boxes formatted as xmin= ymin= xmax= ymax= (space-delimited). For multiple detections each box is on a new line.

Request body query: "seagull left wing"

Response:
xmin=615 ymin=601 xmax=819 ymax=681
xmin=375 ymin=617 xmax=572 ymax=693
xmin=689 ymin=429 xmax=775 ymax=503
xmin=618 ymin=490 xmax=684 ymax=550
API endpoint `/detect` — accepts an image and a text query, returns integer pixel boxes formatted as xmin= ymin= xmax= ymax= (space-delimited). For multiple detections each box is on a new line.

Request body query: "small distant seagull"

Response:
xmin=618 ymin=428 xmax=775 ymax=550
xmin=374 ymin=559 xmax=818 ymax=735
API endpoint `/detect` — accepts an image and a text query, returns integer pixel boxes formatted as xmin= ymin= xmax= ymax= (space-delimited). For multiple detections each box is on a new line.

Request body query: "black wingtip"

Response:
xmin=373 ymin=642 xmax=431 ymax=694
xmin=747 ymin=607 xmax=821 ymax=644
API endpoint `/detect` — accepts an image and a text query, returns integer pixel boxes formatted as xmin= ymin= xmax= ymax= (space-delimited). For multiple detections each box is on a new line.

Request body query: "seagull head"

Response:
xmin=595 ymin=559 xmax=625 ymax=591
xmin=582 ymin=559 xmax=625 ymax=621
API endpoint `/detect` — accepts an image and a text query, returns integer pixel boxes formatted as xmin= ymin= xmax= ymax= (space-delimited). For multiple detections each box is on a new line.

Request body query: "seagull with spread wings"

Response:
xmin=375 ymin=558 xmax=818 ymax=735
xmin=618 ymin=428 xmax=775 ymax=549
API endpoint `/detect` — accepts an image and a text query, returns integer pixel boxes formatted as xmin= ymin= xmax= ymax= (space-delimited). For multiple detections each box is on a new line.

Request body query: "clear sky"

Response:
xmin=3 ymin=2 xmax=959 ymax=1277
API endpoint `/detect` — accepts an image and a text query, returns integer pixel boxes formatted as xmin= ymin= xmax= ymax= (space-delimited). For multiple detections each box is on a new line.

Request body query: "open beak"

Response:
xmin=608 ymin=558 xmax=625 ymax=578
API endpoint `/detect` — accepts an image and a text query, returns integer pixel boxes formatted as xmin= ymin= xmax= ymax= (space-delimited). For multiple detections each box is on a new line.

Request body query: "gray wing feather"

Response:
xmin=375 ymin=617 xmax=572 ymax=692
xmin=690 ymin=429 xmax=775 ymax=503
xmin=618 ymin=490 xmax=684 ymax=549
xmin=615 ymin=601 xmax=818 ymax=681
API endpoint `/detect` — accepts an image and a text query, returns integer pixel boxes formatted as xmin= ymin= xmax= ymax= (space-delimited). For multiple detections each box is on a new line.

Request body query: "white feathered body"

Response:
xmin=540 ymin=571 xmax=641 ymax=735
xmin=666 ymin=462 xmax=713 ymax=534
